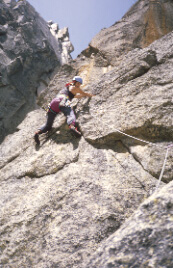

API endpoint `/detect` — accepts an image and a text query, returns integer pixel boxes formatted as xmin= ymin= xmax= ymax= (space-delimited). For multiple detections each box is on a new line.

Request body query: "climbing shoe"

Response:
xmin=34 ymin=133 xmax=40 ymax=145
xmin=69 ymin=125 xmax=82 ymax=137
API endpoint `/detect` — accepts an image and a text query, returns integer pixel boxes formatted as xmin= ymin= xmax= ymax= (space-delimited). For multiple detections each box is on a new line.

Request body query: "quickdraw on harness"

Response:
xmin=42 ymin=104 xmax=50 ymax=113
xmin=41 ymin=104 xmax=57 ymax=114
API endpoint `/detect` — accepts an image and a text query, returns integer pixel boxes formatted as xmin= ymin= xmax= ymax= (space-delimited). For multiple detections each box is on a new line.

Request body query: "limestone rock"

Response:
xmin=48 ymin=21 xmax=74 ymax=64
xmin=0 ymin=0 xmax=173 ymax=267
xmin=0 ymin=34 xmax=172 ymax=266
xmin=76 ymin=41 xmax=172 ymax=141
xmin=90 ymin=0 xmax=173 ymax=64
xmin=74 ymin=0 xmax=173 ymax=85
xmin=0 ymin=109 xmax=158 ymax=268
xmin=0 ymin=0 xmax=73 ymax=142
xmin=82 ymin=181 xmax=173 ymax=268
xmin=74 ymin=32 xmax=173 ymax=183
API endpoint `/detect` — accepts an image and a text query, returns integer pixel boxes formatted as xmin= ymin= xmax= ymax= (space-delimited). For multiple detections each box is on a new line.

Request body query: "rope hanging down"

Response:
xmin=154 ymin=144 xmax=173 ymax=193
xmin=94 ymin=109 xmax=172 ymax=193
xmin=113 ymin=128 xmax=172 ymax=193
xmin=79 ymin=96 xmax=172 ymax=193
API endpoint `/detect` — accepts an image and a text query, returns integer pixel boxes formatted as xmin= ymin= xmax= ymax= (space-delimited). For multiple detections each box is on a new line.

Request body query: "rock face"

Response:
xmin=0 ymin=0 xmax=73 ymax=142
xmin=48 ymin=20 xmax=74 ymax=65
xmin=0 ymin=0 xmax=173 ymax=268
xmin=82 ymin=180 xmax=173 ymax=268
xmin=74 ymin=0 xmax=173 ymax=85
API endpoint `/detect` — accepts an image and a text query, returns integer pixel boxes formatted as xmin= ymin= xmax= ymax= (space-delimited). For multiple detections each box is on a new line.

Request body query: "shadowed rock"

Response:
xmin=0 ymin=0 xmax=73 ymax=142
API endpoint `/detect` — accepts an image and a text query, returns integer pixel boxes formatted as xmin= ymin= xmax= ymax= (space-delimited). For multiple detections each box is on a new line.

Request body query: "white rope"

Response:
xmin=113 ymin=128 xmax=173 ymax=193
xmin=154 ymin=144 xmax=173 ymax=193
xmin=114 ymin=128 xmax=155 ymax=146
xmin=82 ymin=97 xmax=172 ymax=194
xmin=92 ymin=109 xmax=172 ymax=193
xmin=111 ymin=128 xmax=172 ymax=193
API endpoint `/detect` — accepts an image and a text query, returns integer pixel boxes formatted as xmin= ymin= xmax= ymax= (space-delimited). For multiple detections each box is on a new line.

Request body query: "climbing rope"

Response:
xmin=154 ymin=143 xmax=173 ymax=193
xmin=112 ymin=128 xmax=172 ymax=194
xmin=113 ymin=128 xmax=155 ymax=146
xmin=88 ymin=97 xmax=172 ymax=194
xmin=75 ymin=93 xmax=172 ymax=195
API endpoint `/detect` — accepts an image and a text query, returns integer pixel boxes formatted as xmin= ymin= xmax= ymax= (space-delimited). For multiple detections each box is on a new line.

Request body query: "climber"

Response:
xmin=34 ymin=76 xmax=94 ymax=145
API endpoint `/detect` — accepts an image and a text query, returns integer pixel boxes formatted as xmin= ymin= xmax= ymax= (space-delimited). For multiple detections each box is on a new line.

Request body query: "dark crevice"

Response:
xmin=81 ymin=45 xmax=99 ymax=58
xmin=0 ymin=139 xmax=32 ymax=170
xmin=39 ymin=78 xmax=48 ymax=87
xmin=120 ymin=140 xmax=159 ymax=182
xmin=0 ymin=153 xmax=20 ymax=170
xmin=85 ymin=126 xmax=171 ymax=186
xmin=86 ymin=123 xmax=173 ymax=149
xmin=3 ymin=144 xmax=79 ymax=182
xmin=113 ymin=152 xmax=148 ymax=193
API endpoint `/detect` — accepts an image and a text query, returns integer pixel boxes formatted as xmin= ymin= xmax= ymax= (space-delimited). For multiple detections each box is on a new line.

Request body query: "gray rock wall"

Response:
xmin=74 ymin=0 xmax=173 ymax=86
xmin=0 ymin=0 xmax=73 ymax=142
xmin=0 ymin=27 xmax=173 ymax=268
xmin=48 ymin=21 xmax=74 ymax=65
xmin=82 ymin=180 xmax=173 ymax=268
xmin=0 ymin=0 xmax=173 ymax=267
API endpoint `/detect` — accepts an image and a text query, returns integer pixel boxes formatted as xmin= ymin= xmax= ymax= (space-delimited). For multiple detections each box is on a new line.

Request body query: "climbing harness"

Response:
xmin=42 ymin=94 xmax=72 ymax=115
xmin=42 ymin=104 xmax=49 ymax=113
xmin=42 ymin=104 xmax=58 ymax=115
xmin=48 ymin=105 xmax=57 ymax=115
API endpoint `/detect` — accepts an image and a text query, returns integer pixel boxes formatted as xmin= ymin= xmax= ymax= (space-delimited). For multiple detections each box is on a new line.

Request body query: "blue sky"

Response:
xmin=27 ymin=0 xmax=137 ymax=59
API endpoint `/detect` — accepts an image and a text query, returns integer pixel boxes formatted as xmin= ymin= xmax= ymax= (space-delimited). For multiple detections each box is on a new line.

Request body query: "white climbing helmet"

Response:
xmin=72 ymin=76 xmax=83 ymax=84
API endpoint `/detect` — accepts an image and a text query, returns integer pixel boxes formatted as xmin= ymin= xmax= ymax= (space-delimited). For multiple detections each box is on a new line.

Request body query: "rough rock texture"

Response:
xmin=48 ymin=20 xmax=74 ymax=65
xmin=74 ymin=0 xmax=173 ymax=85
xmin=40 ymin=30 xmax=173 ymax=184
xmin=0 ymin=0 xmax=73 ymax=142
xmin=82 ymin=181 xmax=173 ymax=268
xmin=0 ymin=0 xmax=173 ymax=267
xmin=0 ymin=110 xmax=158 ymax=268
